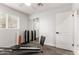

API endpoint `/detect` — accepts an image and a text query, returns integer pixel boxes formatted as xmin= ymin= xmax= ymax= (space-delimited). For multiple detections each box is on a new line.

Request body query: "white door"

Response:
xmin=56 ymin=11 xmax=74 ymax=51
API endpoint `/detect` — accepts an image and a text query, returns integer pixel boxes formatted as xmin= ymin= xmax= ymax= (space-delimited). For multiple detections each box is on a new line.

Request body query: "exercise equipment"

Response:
xmin=24 ymin=30 xmax=30 ymax=43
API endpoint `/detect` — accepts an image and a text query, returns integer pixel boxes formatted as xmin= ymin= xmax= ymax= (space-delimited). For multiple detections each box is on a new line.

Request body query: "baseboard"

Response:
xmin=44 ymin=43 xmax=55 ymax=47
xmin=44 ymin=43 xmax=74 ymax=52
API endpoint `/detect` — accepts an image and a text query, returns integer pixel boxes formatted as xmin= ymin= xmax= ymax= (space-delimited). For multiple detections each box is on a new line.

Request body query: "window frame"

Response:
xmin=0 ymin=13 xmax=20 ymax=29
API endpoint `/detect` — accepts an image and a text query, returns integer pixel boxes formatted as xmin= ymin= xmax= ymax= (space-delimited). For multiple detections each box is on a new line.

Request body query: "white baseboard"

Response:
xmin=44 ymin=43 xmax=74 ymax=52
xmin=44 ymin=43 xmax=55 ymax=47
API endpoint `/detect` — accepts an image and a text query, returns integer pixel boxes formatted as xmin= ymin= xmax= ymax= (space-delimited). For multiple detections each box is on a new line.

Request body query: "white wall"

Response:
xmin=29 ymin=5 xmax=72 ymax=46
xmin=30 ymin=11 xmax=56 ymax=46
xmin=0 ymin=4 xmax=29 ymax=47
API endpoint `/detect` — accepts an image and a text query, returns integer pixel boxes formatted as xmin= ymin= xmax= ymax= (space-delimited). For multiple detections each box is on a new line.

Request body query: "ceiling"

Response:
xmin=2 ymin=3 xmax=72 ymax=15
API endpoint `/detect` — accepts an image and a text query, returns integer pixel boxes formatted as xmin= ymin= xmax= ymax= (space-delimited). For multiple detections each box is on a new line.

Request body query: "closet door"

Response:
xmin=56 ymin=11 xmax=74 ymax=51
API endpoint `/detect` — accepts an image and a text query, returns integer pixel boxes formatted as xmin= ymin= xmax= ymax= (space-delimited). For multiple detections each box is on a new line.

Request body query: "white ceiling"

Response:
xmin=2 ymin=3 xmax=72 ymax=15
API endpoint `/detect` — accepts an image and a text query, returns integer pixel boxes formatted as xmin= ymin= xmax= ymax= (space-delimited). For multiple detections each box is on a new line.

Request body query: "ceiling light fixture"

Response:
xmin=24 ymin=3 xmax=31 ymax=6
xmin=37 ymin=3 xmax=44 ymax=6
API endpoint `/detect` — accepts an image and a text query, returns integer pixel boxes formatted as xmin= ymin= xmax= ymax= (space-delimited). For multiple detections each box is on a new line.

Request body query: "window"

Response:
xmin=0 ymin=14 xmax=6 ymax=28
xmin=8 ymin=15 xmax=19 ymax=29
xmin=0 ymin=13 xmax=19 ymax=29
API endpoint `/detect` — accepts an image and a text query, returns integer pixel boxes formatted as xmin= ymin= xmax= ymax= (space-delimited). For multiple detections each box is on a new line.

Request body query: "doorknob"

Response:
xmin=56 ymin=32 xmax=59 ymax=34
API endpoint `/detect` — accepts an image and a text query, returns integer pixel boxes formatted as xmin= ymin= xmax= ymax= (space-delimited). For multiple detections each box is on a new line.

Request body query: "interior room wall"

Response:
xmin=29 ymin=5 xmax=72 ymax=46
xmin=0 ymin=4 xmax=29 ymax=47
xmin=29 ymin=12 xmax=56 ymax=46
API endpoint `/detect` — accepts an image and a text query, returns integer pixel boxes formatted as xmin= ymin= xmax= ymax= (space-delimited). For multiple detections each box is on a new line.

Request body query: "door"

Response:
xmin=56 ymin=11 xmax=74 ymax=51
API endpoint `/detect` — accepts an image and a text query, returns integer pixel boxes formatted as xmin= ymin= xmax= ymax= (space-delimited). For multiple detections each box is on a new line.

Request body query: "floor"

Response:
xmin=0 ymin=39 xmax=74 ymax=55
xmin=30 ymin=39 xmax=74 ymax=55
xmin=27 ymin=45 xmax=74 ymax=55
xmin=0 ymin=45 xmax=74 ymax=55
